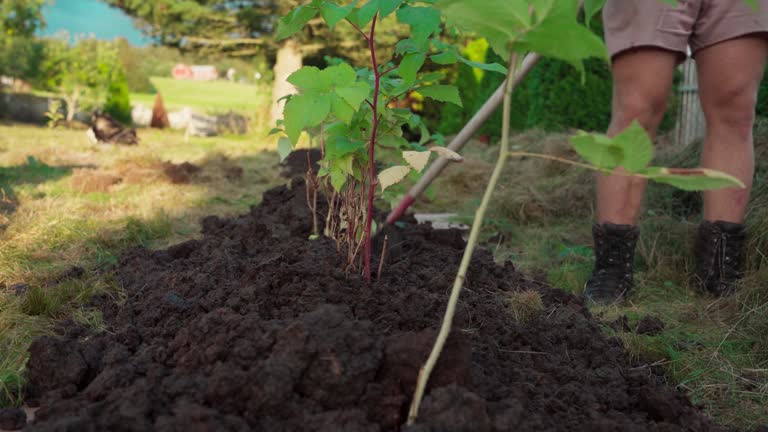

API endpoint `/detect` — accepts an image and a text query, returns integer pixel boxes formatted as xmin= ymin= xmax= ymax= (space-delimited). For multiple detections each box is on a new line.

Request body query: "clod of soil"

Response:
xmin=0 ymin=408 xmax=26 ymax=431
xmin=636 ymin=316 xmax=666 ymax=336
xmin=162 ymin=161 xmax=201 ymax=184
xmin=279 ymin=148 xmax=321 ymax=178
xmin=69 ymin=169 xmax=123 ymax=193
xmin=10 ymin=283 xmax=29 ymax=296
xmin=23 ymin=179 xmax=720 ymax=431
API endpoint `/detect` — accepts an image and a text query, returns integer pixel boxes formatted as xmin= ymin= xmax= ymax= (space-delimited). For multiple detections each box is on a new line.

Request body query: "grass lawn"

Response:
xmin=130 ymin=77 xmax=271 ymax=114
xmin=0 ymin=123 xmax=284 ymax=407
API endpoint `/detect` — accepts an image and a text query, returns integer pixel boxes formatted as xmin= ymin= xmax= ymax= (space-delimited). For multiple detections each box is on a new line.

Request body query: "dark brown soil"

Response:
xmin=162 ymin=162 xmax=201 ymax=184
xmin=22 ymin=178 xmax=721 ymax=431
xmin=636 ymin=316 xmax=666 ymax=336
xmin=279 ymin=148 xmax=321 ymax=179
xmin=0 ymin=408 xmax=26 ymax=431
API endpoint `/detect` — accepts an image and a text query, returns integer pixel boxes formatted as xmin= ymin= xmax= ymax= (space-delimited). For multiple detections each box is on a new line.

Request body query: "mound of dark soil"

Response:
xmin=279 ymin=148 xmax=321 ymax=179
xmin=22 ymin=178 xmax=720 ymax=431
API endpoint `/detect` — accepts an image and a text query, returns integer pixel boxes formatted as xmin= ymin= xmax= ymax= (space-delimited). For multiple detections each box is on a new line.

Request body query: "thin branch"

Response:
xmin=407 ymin=52 xmax=521 ymax=426
xmin=346 ymin=18 xmax=370 ymax=41
xmin=377 ymin=235 xmax=389 ymax=281
xmin=380 ymin=65 xmax=398 ymax=75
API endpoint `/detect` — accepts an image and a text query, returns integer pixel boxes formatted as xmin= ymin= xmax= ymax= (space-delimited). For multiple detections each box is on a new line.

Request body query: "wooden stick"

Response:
xmin=377 ymin=235 xmax=389 ymax=281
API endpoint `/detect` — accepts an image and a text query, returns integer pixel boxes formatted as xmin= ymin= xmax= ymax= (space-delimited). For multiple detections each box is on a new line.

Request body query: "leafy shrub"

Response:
xmin=104 ymin=65 xmax=132 ymax=124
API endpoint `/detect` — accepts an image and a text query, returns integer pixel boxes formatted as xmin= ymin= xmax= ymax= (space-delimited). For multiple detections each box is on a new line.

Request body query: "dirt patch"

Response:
xmin=70 ymin=169 xmax=123 ymax=193
xmin=22 ymin=179 xmax=720 ymax=431
xmin=161 ymin=162 xmax=201 ymax=184
xmin=280 ymin=148 xmax=321 ymax=179
xmin=636 ymin=316 xmax=666 ymax=336
xmin=0 ymin=408 xmax=26 ymax=431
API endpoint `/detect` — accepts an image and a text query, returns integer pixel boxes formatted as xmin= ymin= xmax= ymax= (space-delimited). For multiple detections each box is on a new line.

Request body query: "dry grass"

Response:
xmin=0 ymin=123 xmax=284 ymax=406
xmin=504 ymin=290 xmax=544 ymax=324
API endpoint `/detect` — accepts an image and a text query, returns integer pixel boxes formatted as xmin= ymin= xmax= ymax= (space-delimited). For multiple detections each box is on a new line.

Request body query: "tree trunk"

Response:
xmin=65 ymin=92 xmax=79 ymax=123
xmin=271 ymin=39 xmax=303 ymax=125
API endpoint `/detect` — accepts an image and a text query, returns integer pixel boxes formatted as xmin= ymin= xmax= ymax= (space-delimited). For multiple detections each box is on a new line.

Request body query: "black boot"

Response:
xmin=583 ymin=223 xmax=640 ymax=305
xmin=693 ymin=220 xmax=747 ymax=297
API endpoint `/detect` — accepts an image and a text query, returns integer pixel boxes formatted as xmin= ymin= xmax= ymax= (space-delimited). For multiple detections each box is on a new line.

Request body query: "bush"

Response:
xmin=104 ymin=65 xmax=132 ymax=124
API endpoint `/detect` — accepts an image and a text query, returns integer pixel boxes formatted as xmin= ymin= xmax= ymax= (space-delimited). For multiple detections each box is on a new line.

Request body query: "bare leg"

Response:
xmin=695 ymin=36 xmax=768 ymax=223
xmin=596 ymin=48 xmax=679 ymax=225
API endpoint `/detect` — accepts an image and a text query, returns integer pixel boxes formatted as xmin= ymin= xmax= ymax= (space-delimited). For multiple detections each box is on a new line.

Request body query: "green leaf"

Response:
xmin=326 ymin=135 xmax=366 ymax=158
xmin=514 ymin=0 xmax=608 ymax=76
xmin=569 ymin=131 xmax=624 ymax=170
xmin=287 ymin=66 xmax=331 ymax=92
xmin=283 ymin=93 xmax=332 ymax=144
xmin=397 ymin=6 xmax=441 ymax=44
xmin=330 ymin=166 xmax=347 ymax=191
xmin=323 ymin=62 xmax=358 ymax=87
xmin=434 ymin=0 xmax=531 ymax=60
xmin=276 ymin=5 xmax=319 ymax=40
xmin=640 ymin=167 xmax=745 ymax=191
xmin=331 ymin=95 xmax=355 ymax=123
xmin=355 ymin=0 xmax=379 ymax=26
xmin=335 ymin=81 xmax=371 ymax=109
xmin=611 ymin=120 xmax=653 ymax=172
xmin=379 ymin=134 xmax=410 ymax=149
xmin=379 ymin=0 xmax=403 ymax=17
xmin=431 ymin=50 xmax=459 ymax=65
xmin=395 ymin=38 xmax=420 ymax=55
xmin=278 ymin=136 xmax=293 ymax=162
xmin=398 ymin=52 xmax=426 ymax=84
xmin=320 ymin=0 xmax=358 ymax=29
xmin=584 ymin=0 xmax=606 ymax=27
xmin=417 ymin=85 xmax=462 ymax=107
xmin=457 ymin=57 xmax=507 ymax=74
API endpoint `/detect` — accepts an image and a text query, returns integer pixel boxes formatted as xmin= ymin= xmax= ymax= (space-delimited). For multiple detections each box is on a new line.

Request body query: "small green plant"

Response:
xmin=44 ymin=99 xmax=64 ymax=129
xmin=273 ymin=0 xmax=506 ymax=283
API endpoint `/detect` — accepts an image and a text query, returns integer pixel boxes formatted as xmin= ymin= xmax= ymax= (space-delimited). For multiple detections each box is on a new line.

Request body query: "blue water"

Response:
xmin=39 ymin=0 xmax=151 ymax=46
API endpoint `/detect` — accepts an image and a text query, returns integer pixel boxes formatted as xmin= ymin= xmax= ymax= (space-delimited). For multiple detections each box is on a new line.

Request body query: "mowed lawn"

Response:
xmin=130 ymin=77 xmax=271 ymax=113
xmin=0 ymin=123 xmax=284 ymax=406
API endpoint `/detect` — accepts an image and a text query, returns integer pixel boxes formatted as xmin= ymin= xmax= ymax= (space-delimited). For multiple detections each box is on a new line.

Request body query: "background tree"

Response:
xmin=43 ymin=34 xmax=121 ymax=122
xmin=0 ymin=0 xmax=46 ymax=82
xmin=102 ymin=0 xmax=409 ymax=123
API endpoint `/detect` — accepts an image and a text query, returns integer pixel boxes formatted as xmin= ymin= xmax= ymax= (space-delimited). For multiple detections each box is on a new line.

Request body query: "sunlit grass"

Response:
xmin=129 ymin=77 xmax=270 ymax=113
xmin=0 ymin=123 xmax=284 ymax=407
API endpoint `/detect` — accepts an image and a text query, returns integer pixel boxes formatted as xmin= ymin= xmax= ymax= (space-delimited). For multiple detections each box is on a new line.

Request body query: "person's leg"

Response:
xmin=584 ymin=48 xmax=679 ymax=305
xmin=596 ymin=49 xmax=679 ymax=225
xmin=691 ymin=35 xmax=768 ymax=295
xmin=696 ymin=36 xmax=767 ymax=222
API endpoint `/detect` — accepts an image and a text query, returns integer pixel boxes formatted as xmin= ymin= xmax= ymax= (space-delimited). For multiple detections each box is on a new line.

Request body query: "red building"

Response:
xmin=171 ymin=64 xmax=219 ymax=81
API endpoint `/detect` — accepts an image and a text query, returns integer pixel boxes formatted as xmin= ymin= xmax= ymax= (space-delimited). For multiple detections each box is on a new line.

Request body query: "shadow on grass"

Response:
xmin=0 ymin=156 xmax=94 ymax=231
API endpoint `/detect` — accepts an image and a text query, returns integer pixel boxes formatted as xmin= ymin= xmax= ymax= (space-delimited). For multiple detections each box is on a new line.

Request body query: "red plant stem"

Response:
xmin=364 ymin=14 xmax=381 ymax=285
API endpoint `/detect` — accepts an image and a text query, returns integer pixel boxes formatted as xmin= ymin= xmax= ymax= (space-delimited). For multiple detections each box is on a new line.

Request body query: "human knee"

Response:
xmin=705 ymin=84 xmax=757 ymax=141
xmin=612 ymin=93 xmax=667 ymax=133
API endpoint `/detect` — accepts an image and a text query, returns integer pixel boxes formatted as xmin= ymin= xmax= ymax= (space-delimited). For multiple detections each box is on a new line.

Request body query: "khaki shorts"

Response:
xmin=603 ymin=0 xmax=768 ymax=61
